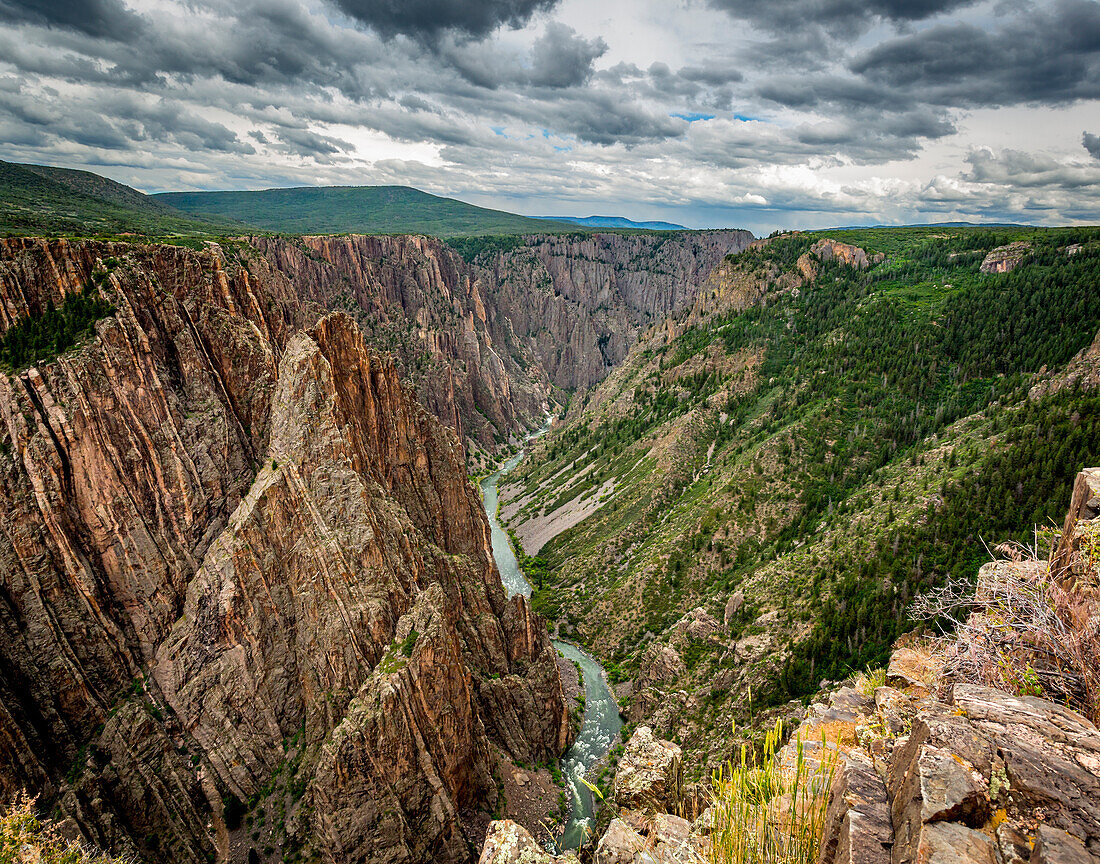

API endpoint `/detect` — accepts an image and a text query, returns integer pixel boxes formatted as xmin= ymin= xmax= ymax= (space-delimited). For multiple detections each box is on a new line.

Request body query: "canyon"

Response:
xmin=246 ymin=230 xmax=752 ymax=470
xmin=0 ymin=229 xmax=750 ymax=864
xmin=1 ymin=223 xmax=1098 ymax=864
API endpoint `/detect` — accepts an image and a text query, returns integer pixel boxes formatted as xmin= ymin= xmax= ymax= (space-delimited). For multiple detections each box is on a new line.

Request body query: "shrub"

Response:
xmin=0 ymin=792 xmax=132 ymax=864
xmin=911 ymin=535 xmax=1100 ymax=724
xmin=709 ymin=720 xmax=836 ymax=864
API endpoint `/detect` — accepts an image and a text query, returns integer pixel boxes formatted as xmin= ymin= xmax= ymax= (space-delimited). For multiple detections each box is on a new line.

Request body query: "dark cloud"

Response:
xmin=678 ymin=64 xmax=743 ymax=86
xmin=0 ymin=0 xmax=142 ymax=39
xmin=273 ymin=127 xmax=353 ymax=157
xmin=850 ymin=0 xmax=1100 ymax=106
xmin=330 ymin=0 xmax=557 ymax=39
xmin=1084 ymin=131 xmax=1100 ymax=158
xmin=965 ymin=147 xmax=1100 ymax=189
xmin=707 ymin=0 xmax=977 ymax=35
xmin=442 ymin=23 xmax=604 ymax=89
xmin=528 ymin=23 xmax=606 ymax=87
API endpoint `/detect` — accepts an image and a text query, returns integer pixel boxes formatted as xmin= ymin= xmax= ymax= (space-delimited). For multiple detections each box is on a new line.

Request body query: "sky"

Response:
xmin=0 ymin=0 xmax=1097 ymax=233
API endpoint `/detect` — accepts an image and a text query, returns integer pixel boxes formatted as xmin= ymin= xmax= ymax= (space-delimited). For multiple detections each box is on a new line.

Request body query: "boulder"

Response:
xmin=995 ymin=822 xmax=1032 ymax=864
xmin=886 ymin=647 xmax=938 ymax=690
xmin=641 ymin=644 xmax=687 ymax=685
xmin=595 ymin=818 xmax=647 ymax=864
xmin=653 ymin=813 xmax=691 ymax=846
xmin=677 ymin=607 xmax=722 ymax=642
xmin=952 ymin=685 xmax=1100 ymax=846
xmin=691 ymin=806 xmax=715 ymax=835
xmin=723 ymin=591 xmax=745 ymax=626
xmin=615 ymin=726 xmax=684 ymax=813
xmin=479 ymin=820 xmax=580 ymax=864
xmin=888 ymin=706 xmax=994 ymax=864
xmin=1030 ymin=825 xmax=1098 ymax=864
xmin=818 ymin=752 xmax=893 ymax=864
xmin=911 ymin=821 xmax=996 ymax=864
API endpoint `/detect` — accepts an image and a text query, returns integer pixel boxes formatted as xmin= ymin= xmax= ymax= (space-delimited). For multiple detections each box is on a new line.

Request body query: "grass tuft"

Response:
xmin=1 ymin=792 xmax=134 ymax=864
xmin=709 ymin=720 xmax=836 ymax=864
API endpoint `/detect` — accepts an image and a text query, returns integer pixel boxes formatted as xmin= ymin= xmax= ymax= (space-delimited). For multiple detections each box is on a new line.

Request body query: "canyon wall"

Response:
xmin=0 ymin=238 xmax=569 ymax=864
xmin=242 ymin=232 xmax=754 ymax=463
xmin=247 ymin=234 xmax=553 ymax=466
xmin=477 ymin=230 xmax=754 ymax=390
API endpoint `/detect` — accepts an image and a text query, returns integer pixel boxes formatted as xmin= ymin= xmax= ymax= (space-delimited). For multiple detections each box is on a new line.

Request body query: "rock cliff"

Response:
xmin=475 ymin=231 xmax=753 ymax=391
xmin=241 ymin=232 xmax=753 ymax=467
xmin=0 ymin=237 xmax=570 ymax=864
xmin=481 ymin=469 xmax=1100 ymax=864
xmin=247 ymin=234 xmax=553 ymax=466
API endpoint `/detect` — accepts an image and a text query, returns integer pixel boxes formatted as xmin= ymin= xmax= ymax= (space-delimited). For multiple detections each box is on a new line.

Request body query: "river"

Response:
xmin=479 ymin=429 xmax=623 ymax=852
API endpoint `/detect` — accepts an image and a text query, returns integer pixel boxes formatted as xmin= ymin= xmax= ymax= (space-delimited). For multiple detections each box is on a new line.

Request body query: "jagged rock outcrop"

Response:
xmin=478 ymin=820 xmax=580 ymax=864
xmin=480 ymin=727 xmax=699 ymax=864
xmin=980 ymin=242 xmax=1031 ymax=274
xmin=613 ymin=726 xmax=683 ymax=814
xmin=0 ymin=238 xmax=570 ymax=864
xmin=247 ymin=234 xmax=552 ymax=463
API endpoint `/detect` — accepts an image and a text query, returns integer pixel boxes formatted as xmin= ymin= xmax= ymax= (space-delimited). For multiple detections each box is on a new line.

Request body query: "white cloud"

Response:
xmin=0 ymin=0 xmax=1095 ymax=233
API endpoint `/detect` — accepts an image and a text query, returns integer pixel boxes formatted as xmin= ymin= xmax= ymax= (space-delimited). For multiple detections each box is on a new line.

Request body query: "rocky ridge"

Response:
xmin=481 ymin=471 xmax=1100 ymax=864
xmin=0 ymin=237 xmax=570 ymax=864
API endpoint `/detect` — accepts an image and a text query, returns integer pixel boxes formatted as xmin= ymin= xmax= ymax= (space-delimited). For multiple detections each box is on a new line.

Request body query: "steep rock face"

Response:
xmin=0 ymin=238 xmax=569 ymax=864
xmin=243 ymin=232 xmax=755 ymax=463
xmin=980 ymin=242 xmax=1031 ymax=274
xmin=0 ymin=238 xmax=278 ymax=815
xmin=478 ymin=231 xmax=753 ymax=390
xmin=247 ymin=234 xmax=552 ymax=464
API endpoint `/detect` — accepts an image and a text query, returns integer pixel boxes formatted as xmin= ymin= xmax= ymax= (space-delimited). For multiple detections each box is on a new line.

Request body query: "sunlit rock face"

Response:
xmin=0 ymin=238 xmax=569 ymax=864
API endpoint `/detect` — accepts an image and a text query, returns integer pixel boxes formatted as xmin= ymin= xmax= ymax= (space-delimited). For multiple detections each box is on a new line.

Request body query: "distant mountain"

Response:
xmin=538 ymin=215 xmax=688 ymax=230
xmin=156 ymin=186 xmax=580 ymax=237
xmin=0 ymin=160 xmax=236 ymax=237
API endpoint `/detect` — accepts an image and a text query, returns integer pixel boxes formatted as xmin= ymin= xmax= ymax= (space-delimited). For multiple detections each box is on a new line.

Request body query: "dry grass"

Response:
xmin=0 ymin=793 xmax=132 ymax=864
xmin=912 ymin=535 xmax=1100 ymax=724
xmin=708 ymin=720 xmax=837 ymax=864
xmin=853 ymin=667 xmax=886 ymax=699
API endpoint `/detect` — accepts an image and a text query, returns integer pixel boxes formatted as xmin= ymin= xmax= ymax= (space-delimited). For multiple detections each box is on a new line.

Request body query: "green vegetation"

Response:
xmin=1 ymin=794 xmax=129 ymax=864
xmin=0 ymin=284 xmax=116 ymax=371
xmin=399 ymin=629 xmax=419 ymax=657
xmin=709 ymin=720 xmax=835 ymax=864
xmin=0 ymin=159 xmax=238 ymax=237
xmin=156 ymin=185 xmax=582 ymax=237
xmin=510 ymin=225 xmax=1100 ymax=749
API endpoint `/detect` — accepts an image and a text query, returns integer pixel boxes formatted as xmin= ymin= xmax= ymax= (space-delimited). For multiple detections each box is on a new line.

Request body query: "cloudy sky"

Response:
xmin=0 ymin=0 xmax=1097 ymax=232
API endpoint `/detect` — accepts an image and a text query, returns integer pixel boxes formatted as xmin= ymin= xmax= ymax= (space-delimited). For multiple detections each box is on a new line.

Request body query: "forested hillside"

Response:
xmin=0 ymin=160 xmax=236 ymax=237
xmin=502 ymin=225 xmax=1100 ymax=772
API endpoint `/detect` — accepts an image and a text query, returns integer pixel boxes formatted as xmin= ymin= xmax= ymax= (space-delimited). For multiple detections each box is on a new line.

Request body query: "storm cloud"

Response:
xmin=0 ymin=0 xmax=1095 ymax=232
xmin=330 ymin=0 xmax=558 ymax=39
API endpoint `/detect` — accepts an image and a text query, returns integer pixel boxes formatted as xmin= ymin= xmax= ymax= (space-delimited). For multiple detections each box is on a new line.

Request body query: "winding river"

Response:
xmin=480 ymin=430 xmax=623 ymax=852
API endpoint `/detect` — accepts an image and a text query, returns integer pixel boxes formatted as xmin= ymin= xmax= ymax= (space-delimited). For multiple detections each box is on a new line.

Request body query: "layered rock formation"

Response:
xmin=239 ymin=232 xmax=754 ymax=466
xmin=0 ymin=237 xmax=570 ymax=864
xmin=476 ymin=231 xmax=753 ymax=390
xmin=980 ymin=242 xmax=1031 ymax=274
xmin=247 ymin=234 xmax=553 ymax=464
